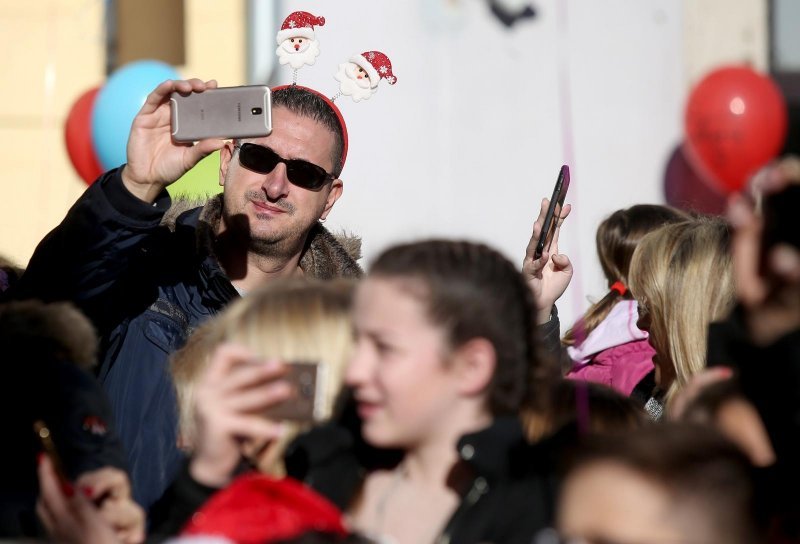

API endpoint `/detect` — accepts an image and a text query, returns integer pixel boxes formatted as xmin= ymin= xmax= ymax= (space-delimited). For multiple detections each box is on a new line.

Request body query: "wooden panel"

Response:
xmin=0 ymin=0 xmax=104 ymax=266
xmin=115 ymin=0 xmax=185 ymax=68
xmin=183 ymin=0 xmax=245 ymax=85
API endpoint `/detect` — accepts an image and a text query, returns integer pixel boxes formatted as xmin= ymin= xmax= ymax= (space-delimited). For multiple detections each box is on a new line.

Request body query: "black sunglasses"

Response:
xmin=234 ymin=143 xmax=334 ymax=191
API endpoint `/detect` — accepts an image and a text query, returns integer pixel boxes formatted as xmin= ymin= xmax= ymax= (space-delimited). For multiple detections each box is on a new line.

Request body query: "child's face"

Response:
xmin=346 ymin=277 xmax=465 ymax=449
xmin=558 ymin=461 xmax=688 ymax=544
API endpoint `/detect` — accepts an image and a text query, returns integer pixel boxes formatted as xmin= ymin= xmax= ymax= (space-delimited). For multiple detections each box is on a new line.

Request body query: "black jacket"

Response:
xmin=149 ymin=416 xmax=558 ymax=544
xmin=0 ymin=356 xmax=127 ymax=537
xmin=707 ymin=307 xmax=800 ymax=535
xmin=9 ymin=168 xmax=363 ymax=509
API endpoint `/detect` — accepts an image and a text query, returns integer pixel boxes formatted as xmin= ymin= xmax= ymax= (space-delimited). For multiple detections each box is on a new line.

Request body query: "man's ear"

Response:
xmin=453 ymin=338 xmax=497 ymax=398
xmin=320 ymin=179 xmax=344 ymax=221
xmin=219 ymin=141 xmax=237 ymax=187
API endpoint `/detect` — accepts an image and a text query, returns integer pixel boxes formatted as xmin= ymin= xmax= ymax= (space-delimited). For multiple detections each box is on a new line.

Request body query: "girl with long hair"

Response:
xmin=340 ymin=240 xmax=558 ymax=543
xmin=564 ymin=205 xmax=689 ymax=398
xmin=628 ymin=217 xmax=735 ymax=417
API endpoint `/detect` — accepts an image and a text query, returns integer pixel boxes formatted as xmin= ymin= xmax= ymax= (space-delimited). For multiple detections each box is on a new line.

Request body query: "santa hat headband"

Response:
xmin=271 ymin=84 xmax=349 ymax=173
xmin=349 ymin=50 xmax=398 ymax=88
xmin=276 ymin=11 xmax=325 ymax=44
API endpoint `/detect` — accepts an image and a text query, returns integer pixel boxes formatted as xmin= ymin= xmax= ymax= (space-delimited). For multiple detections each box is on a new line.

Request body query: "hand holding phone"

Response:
xmin=36 ymin=452 xmax=122 ymax=544
xmin=523 ymin=165 xmax=574 ymax=324
xmin=190 ymin=344 xmax=295 ymax=487
xmin=122 ymin=78 xmax=228 ymax=203
xmin=727 ymin=158 xmax=800 ymax=345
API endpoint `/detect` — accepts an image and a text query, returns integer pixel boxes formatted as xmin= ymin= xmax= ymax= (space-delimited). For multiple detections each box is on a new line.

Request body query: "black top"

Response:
xmin=707 ymin=306 xmax=800 ymax=534
xmin=0 ymin=356 xmax=127 ymax=538
xmin=149 ymin=416 xmax=559 ymax=544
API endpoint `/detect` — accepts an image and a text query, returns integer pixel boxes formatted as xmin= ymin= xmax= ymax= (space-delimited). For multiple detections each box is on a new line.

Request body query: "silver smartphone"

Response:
xmin=170 ymin=85 xmax=272 ymax=142
xmin=263 ymin=361 xmax=329 ymax=424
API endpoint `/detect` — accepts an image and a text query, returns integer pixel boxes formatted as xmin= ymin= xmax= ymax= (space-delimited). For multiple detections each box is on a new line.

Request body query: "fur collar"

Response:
xmin=162 ymin=195 xmax=363 ymax=279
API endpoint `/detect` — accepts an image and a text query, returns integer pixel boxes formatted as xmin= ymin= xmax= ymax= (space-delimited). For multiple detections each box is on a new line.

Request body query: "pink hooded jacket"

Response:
xmin=566 ymin=299 xmax=655 ymax=397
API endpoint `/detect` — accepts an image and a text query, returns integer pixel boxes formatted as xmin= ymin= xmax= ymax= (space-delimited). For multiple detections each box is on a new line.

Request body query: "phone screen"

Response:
xmin=535 ymin=165 xmax=570 ymax=259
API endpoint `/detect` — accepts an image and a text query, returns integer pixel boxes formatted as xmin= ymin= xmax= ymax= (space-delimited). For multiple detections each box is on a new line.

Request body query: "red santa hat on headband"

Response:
xmin=349 ymin=51 xmax=397 ymax=88
xmin=275 ymin=11 xmax=326 ymax=44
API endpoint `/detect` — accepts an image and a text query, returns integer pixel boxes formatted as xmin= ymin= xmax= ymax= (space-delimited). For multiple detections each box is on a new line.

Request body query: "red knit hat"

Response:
xmin=181 ymin=474 xmax=348 ymax=544
xmin=276 ymin=11 xmax=326 ymax=44
xmin=349 ymin=51 xmax=397 ymax=88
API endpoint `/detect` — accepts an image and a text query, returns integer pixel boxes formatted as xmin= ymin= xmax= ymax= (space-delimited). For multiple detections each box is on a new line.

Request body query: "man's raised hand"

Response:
xmin=121 ymin=79 xmax=226 ymax=203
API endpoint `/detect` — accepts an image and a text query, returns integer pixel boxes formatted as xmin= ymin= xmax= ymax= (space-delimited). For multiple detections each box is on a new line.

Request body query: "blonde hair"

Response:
xmin=170 ymin=320 xmax=218 ymax=450
xmin=628 ymin=218 xmax=734 ymax=402
xmin=170 ymin=278 xmax=355 ymax=473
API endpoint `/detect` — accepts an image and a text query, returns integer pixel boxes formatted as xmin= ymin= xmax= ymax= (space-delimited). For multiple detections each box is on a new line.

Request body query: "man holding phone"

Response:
xmin=11 ymin=78 xmax=361 ymax=510
xmin=10 ymin=75 xmax=572 ymax=514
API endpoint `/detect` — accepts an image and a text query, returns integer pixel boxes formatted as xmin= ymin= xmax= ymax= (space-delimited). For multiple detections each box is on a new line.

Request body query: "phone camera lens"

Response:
xmin=251 ymin=107 xmax=263 ymax=115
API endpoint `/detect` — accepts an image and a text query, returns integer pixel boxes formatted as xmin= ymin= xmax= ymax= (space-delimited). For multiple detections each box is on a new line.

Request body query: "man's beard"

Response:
xmin=223 ymin=190 xmax=321 ymax=259
xmin=334 ymin=63 xmax=376 ymax=102
xmin=276 ymin=39 xmax=321 ymax=69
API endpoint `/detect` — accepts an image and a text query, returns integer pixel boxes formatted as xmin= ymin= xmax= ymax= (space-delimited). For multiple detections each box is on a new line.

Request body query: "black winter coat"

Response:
xmin=707 ymin=307 xmax=800 ymax=537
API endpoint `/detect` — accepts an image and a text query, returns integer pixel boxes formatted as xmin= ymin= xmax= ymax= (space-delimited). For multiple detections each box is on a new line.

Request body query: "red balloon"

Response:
xmin=65 ymin=87 xmax=104 ymax=185
xmin=684 ymin=66 xmax=787 ymax=194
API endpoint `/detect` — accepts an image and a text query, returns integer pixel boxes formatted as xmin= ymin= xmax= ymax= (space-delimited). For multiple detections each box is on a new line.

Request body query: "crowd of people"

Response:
xmin=1 ymin=75 xmax=799 ymax=544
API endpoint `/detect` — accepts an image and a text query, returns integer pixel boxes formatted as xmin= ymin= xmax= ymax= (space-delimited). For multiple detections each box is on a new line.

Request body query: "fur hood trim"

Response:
xmin=161 ymin=195 xmax=363 ymax=279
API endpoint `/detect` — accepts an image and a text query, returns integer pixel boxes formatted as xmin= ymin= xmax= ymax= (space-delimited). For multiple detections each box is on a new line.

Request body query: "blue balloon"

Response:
xmin=91 ymin=60 xmax=181 ymax=170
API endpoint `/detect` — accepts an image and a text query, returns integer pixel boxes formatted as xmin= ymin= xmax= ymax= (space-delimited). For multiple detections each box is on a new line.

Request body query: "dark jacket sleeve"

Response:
xmin=536 ymin=305 xmax=571 ymax=375
xmin=147 ymin=461 xmax=220 ymax=542
xmin=9 ymin=168 xmax=171 ymax=323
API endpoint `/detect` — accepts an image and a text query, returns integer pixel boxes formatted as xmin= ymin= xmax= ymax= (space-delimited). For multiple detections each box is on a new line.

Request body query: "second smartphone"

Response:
xmin=534 ymin=165 xmax=571 ymax=260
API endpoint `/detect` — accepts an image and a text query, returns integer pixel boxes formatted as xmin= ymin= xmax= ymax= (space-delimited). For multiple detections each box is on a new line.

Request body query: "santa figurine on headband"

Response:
xmin=275 ymin=11 xmax=325 ymax=70
xmin=334 ymin=51 xmax=398 ymax=102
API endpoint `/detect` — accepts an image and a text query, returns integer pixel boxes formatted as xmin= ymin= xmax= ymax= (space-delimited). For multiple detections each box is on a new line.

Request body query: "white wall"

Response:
xmin=282 ymin=0 xmax=684 ymax=327
xmin=683 ymin=0 xmax=767 ymax=85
